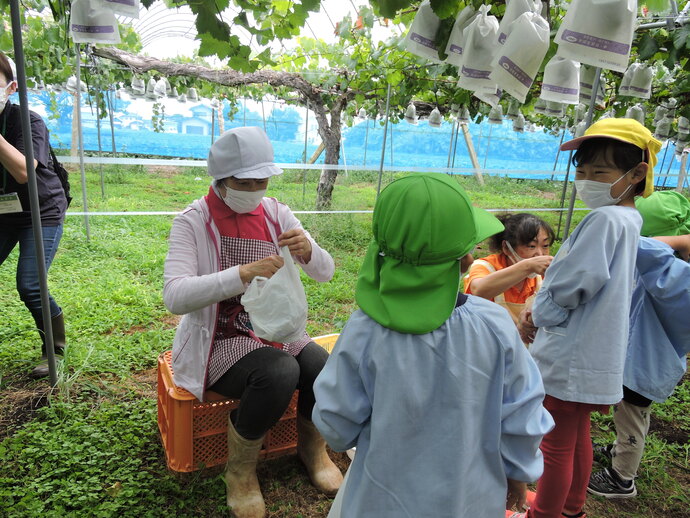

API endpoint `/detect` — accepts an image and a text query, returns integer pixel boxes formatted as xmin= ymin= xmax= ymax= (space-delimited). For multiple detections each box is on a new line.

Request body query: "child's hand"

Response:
xmin=524 ymin=255 xmax=553 ymax=276
xmin=518 ymin=309 xmax=537 ymax=344
xmin=506 ymin=478 xmax=527 ymax=512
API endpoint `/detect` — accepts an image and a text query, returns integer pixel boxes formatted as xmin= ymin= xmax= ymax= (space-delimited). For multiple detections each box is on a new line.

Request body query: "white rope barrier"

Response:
xmin=65 ymin=207 xmax=591 ymax=217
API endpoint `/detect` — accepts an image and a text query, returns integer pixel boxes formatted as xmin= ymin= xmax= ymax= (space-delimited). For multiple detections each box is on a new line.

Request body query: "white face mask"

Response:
xmin=574 ymin=168 xmax=634 ymax=209
xmin=504 ymin=241 xmax=538 ymax=279
xmin=220 ymin=185 xmax=266 ymax=213
xmin=0 ymin=83 xmax=13 ymax=114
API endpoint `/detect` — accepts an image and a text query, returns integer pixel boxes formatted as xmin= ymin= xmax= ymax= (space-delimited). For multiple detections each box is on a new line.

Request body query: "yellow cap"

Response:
xmin=560 ymin=118 xmax=662 ymax=198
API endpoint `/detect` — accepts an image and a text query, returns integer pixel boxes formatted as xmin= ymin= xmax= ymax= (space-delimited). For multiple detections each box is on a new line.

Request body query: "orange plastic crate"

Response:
xmin=157 ymin=334 xmax=339 ymax=472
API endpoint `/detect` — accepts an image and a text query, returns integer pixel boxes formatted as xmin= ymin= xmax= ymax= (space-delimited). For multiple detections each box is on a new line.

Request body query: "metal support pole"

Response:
xmin=211 ymin=106 xmax=215 ymax=145
xmin=75 ymin=44 xmax=91 ymax=241
xmin=302 ymin=101 xmax=309 ymax=204
xmin=447 ymin=120 xmax=457 ymax=169
xmin=377 ymin=83 xmax=392 ymax=197
xmin=482 ymin=124 xmax=494 ymax=169
xmin=550 ymin=129 xmax=566 ymax=181
xmin=556 ymin=151 xmax=573 ymax=238
xmin=389 ymin=122 xmax=394 ymax=167
xmin=451 ymin=119 xmax=461 ymax=169
xmin=106 ymin=88 xmax=116 ymax=153
xmin=563 ymin=67 xmax=601 ymax=240
xmin=363 ymin=117 xmax=369 ymax=167
xmin=677 ymin=150 xmax=688 ymax=192
xmin=95 ymin=81 xmax=104 ymax=198
xmin=10 ymin=0 xmax=58 ymax=385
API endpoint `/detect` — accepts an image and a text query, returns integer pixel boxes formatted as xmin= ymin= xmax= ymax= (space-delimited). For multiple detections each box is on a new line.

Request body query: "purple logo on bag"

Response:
xmin=561 ymin=30 xmax=630 ymax=55
xmin=449 ymin=44 xmax=463 ymax=55
xmin=409 ymin=32 xmax=438 ymax=51
xmin=498 ymin=32 xmax=508 ymax=44
xmin=629 ymin=85 xmax=650 ymax=94
xmin=462 ymin=66 xmax=491 ymax=80
xmin=543 ymin=84 xmax=579 ymax=95
xmin=497 ymin=56 xmax=532 ymax=88
xmin=71 ymin=24 xmax=116 ymax=34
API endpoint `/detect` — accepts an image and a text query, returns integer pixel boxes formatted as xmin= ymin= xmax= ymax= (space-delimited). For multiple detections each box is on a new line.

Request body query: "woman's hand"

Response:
xmin=278 ymin=229 xmax=312 ymax=261
xmin=523 ymin=255 xmax=553 ymax=276
xmin=239 ymin=255 xmax=284 ymax=284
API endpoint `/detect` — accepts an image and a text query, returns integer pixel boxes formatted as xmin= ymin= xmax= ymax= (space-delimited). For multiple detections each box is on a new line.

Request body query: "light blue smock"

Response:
xmin=312 ymin=296 xmax=554 ymax=518
xmin=624 ymin=237 xmax=690 ymax=402
xmin=530 ymin=206 xmax=642 ymax=405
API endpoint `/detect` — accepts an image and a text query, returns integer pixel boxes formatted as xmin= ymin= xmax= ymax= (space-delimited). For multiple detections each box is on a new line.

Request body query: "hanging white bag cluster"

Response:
xmin=103 ymin=0 xmax=139 ymax=18
xmin=70 ymin=0 xmax=121 ymax=43
xmin=619 ymin=62 xmax=653 ymax=99
xmin=240 ymin=246 xmax=309 ymax=344
xmin=457 ymin=5 xmax=500 ymax=92
xmin=555 ymin=0 xmax=636 ymax=72
xmin=625 ymin=104 xmax=646 ymax=124
xmin=444 ymin=6 xmax=479 ymax=67
xmin=497 ymin=0 xmax=541 ymax=44
xmin=404 ymin=1 xmax=445 ymax=63
xmin=540 ymin=56 xmax=580 ymax=105
xmin=579 ymin=65 xmax=606 ymax=108
xmin=489 ymin=11 xmax=549 ymax=103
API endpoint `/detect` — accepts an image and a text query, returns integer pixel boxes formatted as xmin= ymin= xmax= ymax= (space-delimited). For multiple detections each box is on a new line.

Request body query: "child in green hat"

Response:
xmin=312 ymin=173 xmax=554 ymax=517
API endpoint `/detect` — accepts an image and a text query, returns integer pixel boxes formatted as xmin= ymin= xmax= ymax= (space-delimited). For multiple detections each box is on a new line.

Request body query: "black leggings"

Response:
xmin=209 ymin=342 xmax=329 ymax=440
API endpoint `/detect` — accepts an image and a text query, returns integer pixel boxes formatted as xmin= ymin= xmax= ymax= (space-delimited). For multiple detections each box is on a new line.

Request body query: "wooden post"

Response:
xmin=460 ymin=122 xmax=484 ymax=185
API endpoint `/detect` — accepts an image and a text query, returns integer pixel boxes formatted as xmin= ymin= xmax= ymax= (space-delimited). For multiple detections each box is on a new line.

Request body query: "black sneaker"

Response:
xmin=587 ymin=468 xmax=637 ymax=499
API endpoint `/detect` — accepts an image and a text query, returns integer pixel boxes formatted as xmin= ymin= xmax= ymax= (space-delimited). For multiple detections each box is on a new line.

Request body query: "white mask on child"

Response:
xmin=574 ymin=169 xmax=634 ymax=209
xmin=504 ymin=241 xmax=538 ymax=279
xmin=220 ymin=184 xmax=266 ymax=213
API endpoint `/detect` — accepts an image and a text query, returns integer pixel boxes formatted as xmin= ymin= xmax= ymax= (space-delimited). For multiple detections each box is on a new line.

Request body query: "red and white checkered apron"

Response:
xmin=206 ymin=230 xmax=311 ymax=388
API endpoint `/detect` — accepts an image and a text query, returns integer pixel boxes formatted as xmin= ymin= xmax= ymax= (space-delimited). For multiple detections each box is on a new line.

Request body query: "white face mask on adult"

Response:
xmin=0 ymin=83 xmax=14 ymax=115
xmin=504 ymin=240 xmax=538 ymax=279
xmin=219 ymin=184 xmax=266 ymax=213
xmin=574 ymin=168 xmax=634 ymax=209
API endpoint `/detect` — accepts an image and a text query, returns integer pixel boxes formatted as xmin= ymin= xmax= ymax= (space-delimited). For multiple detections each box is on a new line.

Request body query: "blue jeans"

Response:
xmin=0 ymin=224 xmax=63 ymax=327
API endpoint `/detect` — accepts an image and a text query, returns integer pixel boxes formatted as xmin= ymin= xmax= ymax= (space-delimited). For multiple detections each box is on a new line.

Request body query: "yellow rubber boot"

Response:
xmin=225 ymin=421 xmax=265 ymax=518
xmin=296 ymin=414 xmax=343 ymax=495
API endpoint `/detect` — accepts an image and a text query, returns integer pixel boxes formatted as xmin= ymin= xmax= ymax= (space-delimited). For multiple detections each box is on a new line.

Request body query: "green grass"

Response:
xmin=0 ymin=165 xmax=687 ymax=517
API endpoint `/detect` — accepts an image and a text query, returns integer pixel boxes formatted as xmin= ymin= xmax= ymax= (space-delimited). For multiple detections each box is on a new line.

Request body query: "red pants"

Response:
xmin=529 ymin=396 xmax=608 ymax=518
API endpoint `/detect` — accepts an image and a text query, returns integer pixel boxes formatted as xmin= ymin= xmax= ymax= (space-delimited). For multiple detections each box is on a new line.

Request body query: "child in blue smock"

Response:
xmin=313 ymin=174 xmax=554 ymax=518
xmin=588 ymin=190 xmax=690 ymax=499
xmin=510 ymin=118 xmax=662 ymax=518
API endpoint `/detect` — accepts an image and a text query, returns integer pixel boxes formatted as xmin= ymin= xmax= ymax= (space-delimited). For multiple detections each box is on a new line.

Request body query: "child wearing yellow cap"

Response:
xmin=510 ymin=118 xmax=661 ymax=518
xmin=588 ymin=190 xmax=690 ymax=499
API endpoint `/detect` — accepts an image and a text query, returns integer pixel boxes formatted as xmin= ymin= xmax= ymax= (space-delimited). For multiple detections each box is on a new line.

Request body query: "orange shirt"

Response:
xmin=464 ymin=253 xmax=539 ymax=304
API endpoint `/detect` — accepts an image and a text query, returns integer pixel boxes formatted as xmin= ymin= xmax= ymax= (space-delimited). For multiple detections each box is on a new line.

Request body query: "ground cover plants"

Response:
xmin=0 ymin=165 xmax=687 ymax=517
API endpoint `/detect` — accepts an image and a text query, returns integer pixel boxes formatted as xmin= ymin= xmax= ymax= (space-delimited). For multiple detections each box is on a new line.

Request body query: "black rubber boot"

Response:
xmin=30 ymin=312 xmax=66 ymax=379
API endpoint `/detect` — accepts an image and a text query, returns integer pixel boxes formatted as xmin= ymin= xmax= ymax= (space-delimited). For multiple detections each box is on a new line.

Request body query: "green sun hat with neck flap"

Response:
xmin=356 ymin=173 xmax=504 ymax=334
xmin=635 ymin=190 xmax=690 ymax=236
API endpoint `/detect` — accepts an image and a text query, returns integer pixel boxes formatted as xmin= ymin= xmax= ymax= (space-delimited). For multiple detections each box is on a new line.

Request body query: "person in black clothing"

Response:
xmin=0 ymin=51 xmax=67 ymax=378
